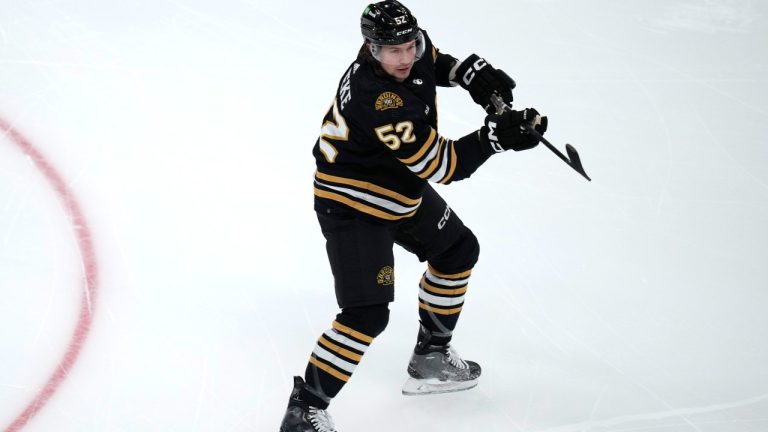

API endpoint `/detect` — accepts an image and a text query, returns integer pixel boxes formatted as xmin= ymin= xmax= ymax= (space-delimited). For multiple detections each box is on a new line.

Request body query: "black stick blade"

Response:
xmin=565 ymin=144 xmax=591 ymax=181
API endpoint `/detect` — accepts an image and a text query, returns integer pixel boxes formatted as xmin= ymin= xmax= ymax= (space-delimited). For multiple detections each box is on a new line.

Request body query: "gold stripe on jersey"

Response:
xmin=416 ymin=136 xmax=448 ymax=180
xmin=332 ymin=320 xmax=375 ymax=344
xmin=428 ymin=264 xmax=473 ymax=280
xmin=314 ymin=188 xmax=418 ymax=221
xmin=432 ymin=46 xmax=438 ymax=63
xmin=309 ymin=356 xmax=350 ymax=382
xmin=438 ymin=144 xmax=458 ymax=184
xmin=314 ymin=170 xmax=422 ymax=221
xmin=396 ymin=128 xmax=459 ymax=185
xmin=315 ymin=171 xmax=420 ymax=205
xmin=421 ymin=277 xmax=468 ymax=296
xmin=399 ymin=128 xmax=437 ymax=165
xmin=430 ymin=138 xmax=460 ymax=183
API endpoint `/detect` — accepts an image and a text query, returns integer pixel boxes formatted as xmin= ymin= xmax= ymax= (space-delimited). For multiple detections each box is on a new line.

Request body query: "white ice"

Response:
xmin=1 ymin=1 xmax=767 ymax=431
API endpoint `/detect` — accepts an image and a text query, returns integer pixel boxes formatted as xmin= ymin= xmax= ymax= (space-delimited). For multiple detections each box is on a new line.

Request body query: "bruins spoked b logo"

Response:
xmin=375 ymin=92 xmax=404 ymax=111
xmin=376 ymin=266 xmax=394 ymax=286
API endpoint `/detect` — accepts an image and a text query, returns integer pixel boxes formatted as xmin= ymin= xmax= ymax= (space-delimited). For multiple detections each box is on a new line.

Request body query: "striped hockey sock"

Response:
xmin=304 ymin=320 xmax=374 ymax=403
xmin=417 ymin=264 xmax=471 ymax=346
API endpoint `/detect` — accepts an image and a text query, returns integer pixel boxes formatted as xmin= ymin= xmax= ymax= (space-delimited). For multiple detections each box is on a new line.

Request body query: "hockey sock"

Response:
xmin=304 ymin=306 xmax=386 ymax=405
xmin=417 ymin=264 xmax=471 ymax=346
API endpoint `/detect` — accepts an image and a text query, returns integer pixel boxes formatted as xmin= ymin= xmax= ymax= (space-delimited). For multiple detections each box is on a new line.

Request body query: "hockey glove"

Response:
xmin=451 ymin=54 xmax=515 ymax=114
xmin=482 ymin=108 xmax=548 ymax=153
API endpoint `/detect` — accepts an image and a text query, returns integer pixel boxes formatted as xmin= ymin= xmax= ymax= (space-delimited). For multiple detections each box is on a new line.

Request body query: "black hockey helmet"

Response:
xmin=361 ymin=1 xmax=425 ymax=61
xmin=361 ymin=0 xmax=420 ymax=45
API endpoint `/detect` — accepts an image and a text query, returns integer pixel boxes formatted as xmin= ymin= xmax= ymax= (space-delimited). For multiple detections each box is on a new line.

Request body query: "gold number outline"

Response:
xmin=319 ymin=99 xmax=349 ymax=163
xmin=374 ymin=121 xmax=416 ymax=150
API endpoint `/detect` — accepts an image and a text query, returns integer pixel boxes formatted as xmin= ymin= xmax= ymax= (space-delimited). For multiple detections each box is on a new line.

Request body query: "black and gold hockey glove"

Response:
xmin=451 ymin=54 xmax=516 ymax=114
xmin=482 ymin=108 xmax=548 ymax=153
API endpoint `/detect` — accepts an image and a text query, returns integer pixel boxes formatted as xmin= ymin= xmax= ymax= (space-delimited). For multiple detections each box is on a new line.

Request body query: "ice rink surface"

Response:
xmin=2 ymin=1 xmax=767 ymax=431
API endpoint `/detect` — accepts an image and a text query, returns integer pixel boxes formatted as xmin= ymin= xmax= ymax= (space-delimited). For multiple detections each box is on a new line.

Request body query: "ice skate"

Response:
xmin=402 ymin=324 xmax=481 ymax=396
xmin=280 ymin=376 xmax=338 ymax=432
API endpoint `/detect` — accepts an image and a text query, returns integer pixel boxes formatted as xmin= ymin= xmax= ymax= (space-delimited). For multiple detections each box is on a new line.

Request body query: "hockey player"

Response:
xmin=280 ymin=1 xmax=547 ymax=431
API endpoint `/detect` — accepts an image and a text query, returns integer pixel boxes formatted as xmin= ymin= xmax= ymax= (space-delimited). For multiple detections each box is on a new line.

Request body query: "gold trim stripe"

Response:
xmin=421 ymin=277 xmax=468 ymax=295
xmin=314 ymin=188 xmax=417 ymax=221
xmin=417 ymin=137 xmax=447 ymax=179
xmin=399 ymin=128 xmax=437 ymax=165
xmin=439 ymin=142 xmax=458 ymax=184
xmin=318 ymin=336 xmax=363 ymax=363
xmin=428 ymin=264 xmax=472 ymax=280
xmin=309 ymin=356 xmax=350 ymax=382
xmin=315 ymin=171 xmax=420 ymax=206
xmin=332 ymin=321 xmax=374 ymax=344
xmin=418 ymin=302 xmax=463 ymax=316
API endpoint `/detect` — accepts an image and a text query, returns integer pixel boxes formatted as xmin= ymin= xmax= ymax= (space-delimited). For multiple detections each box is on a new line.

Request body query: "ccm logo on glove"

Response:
xmin=462 ymin=58 xmax=488 ymax=86
xmin=452 ymin=54 xmax=516 ymax=114
xmin=485 ymin=120 xmax=502 ymax=153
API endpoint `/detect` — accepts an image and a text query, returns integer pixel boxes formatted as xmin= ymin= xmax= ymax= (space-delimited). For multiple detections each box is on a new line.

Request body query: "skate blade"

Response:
xmin=401 ymin=377 xmax=478 ymax=396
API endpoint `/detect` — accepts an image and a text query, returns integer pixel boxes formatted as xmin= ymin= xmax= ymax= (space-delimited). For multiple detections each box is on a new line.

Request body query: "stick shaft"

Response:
xmin=490 ymin=94 xmax=591 ymax=181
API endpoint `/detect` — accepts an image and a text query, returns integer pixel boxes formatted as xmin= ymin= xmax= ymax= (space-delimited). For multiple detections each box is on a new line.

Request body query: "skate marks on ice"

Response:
xmin=483 ymin=269 xmax=767 ymax=431
xmin=532 ymin=392 xmax=768 ymax=432
xmin=643 ymin=0 xmax=758 ymax=34
xmin=1 ymin=118 xmax=100 ymax=432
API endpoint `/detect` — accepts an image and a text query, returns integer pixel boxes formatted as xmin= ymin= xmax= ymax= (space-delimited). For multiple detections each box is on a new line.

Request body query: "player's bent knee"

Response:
xmin=461 ymin=228 xmax=480 ymax=267
xmin=433 ymin=227 xmax=480 ymax=273
xmin=336 ymin=303 xmax=390 ymax=338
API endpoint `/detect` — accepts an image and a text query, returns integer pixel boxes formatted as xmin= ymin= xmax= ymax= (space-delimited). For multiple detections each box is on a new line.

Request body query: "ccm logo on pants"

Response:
xmin=438 ymin=205 xmax=452 ymax=230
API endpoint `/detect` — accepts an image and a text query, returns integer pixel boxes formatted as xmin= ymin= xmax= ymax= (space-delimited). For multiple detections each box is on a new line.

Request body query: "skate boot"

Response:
xmin=402 ymin=324 xmax=481 ymax=396
xmin=279 ymin=376 xmax=337 ymax=432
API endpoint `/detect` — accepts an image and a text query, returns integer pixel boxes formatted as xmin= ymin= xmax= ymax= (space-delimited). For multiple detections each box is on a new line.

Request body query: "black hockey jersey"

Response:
xmin=313 ymin=31 xmax=493 ymax=222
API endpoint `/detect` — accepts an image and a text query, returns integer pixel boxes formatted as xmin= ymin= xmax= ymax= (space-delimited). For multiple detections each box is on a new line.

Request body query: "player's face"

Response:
xmin=375 ymin=40 xmax=417 ymax=82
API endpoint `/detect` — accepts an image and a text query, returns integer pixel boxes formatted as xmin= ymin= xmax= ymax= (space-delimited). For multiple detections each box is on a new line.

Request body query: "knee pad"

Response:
xmin=431 ymin=227 xmax=480 ymax=273
xmin=459 ymin=228 xmax=480 ymax=268
xmin=336 ymin=303 xmax=390 ymax=338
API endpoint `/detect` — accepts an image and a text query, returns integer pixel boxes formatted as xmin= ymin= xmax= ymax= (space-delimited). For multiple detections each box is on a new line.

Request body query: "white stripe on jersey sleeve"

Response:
xmin=428 ymin=141 xmax=453 ymax=182
xmin=407 ymin=137 xmax=442 ymax=174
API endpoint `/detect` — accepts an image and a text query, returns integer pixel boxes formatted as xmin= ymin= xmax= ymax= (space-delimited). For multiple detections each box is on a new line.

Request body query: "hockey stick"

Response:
xmin=490 ymin=94 xmax=591 ymax=181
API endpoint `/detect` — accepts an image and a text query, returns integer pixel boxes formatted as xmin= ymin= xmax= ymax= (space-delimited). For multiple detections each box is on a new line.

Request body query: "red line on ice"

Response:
xmin=1 ymin=117 xmax=99 ymax=432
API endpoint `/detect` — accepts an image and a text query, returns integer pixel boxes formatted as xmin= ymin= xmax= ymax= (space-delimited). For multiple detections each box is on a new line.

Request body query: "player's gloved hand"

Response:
xmin=481 ymin=108 xmax=548 ymax=153
xmin=451 ymin=54 xmax=515 ymax=114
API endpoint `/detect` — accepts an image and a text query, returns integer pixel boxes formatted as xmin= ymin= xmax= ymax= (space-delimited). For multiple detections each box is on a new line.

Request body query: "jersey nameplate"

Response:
xmin=375 ymin=92 xmax=404 ymax=111
xmin=339 ymin=63 xmax=359 ymax=111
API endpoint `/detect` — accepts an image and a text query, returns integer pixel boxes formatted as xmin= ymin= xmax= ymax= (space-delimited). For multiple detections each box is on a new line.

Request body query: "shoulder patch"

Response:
xmin=375 ymin=92 xmax=404 ymax=111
